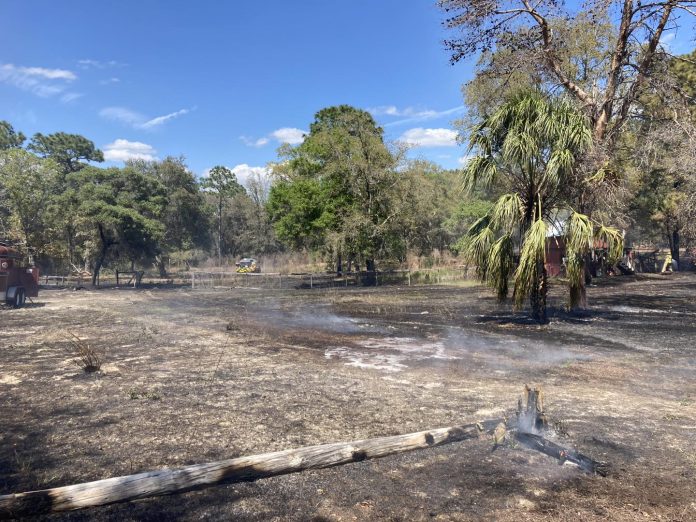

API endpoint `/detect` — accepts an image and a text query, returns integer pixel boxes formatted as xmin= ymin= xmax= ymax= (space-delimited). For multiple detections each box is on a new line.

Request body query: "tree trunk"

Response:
xmin=66 ymin=224 xmax=75 ymax=267
xmin=670 ymin=229 xmax=680 ymax=270
xmin=569 ymin=257 xmax=591 ymax=311
xmin=336 ymin=253 xmax=342 ymax=275
xmin=217 ymin=198 xmax=223 ymax=267
xmin=530 ymin=261 xmax=548 ymax=324
xmin=92 ymin=250 xmax=106 ymax=287
xmin=92 ymin=224 xmax=111 ymax=287
xmin=0 ymin=420 xmax=500 ymax=518
xmin=156 ymin=256 xmax=167 ymax=277
xmin=364 ymin=258 xmax=376 ymax=286
xmin=515 ymin=432 xmax=609 ymax=476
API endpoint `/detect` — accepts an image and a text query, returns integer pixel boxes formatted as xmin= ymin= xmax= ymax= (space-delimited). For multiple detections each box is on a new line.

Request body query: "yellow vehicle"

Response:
xmin=235 ymin=257 xmax=260 ymax=273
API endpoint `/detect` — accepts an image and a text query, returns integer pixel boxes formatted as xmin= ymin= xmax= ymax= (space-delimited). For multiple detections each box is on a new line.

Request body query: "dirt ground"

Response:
xmin=1 ymin=274 xmax=695 ymax=521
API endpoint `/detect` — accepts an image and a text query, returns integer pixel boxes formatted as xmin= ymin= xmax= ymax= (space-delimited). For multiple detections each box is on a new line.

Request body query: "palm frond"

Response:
xmin=513 ymin=218 xmax=547 ymax=309
xmin=490 ymin=193 xmax=523 ymax=232
xmin=595 ymin=225 xmax=624 ymax=262
xmin=545 ymin=148 xmax=574 ymax=186
xmin=462 ymin=226 xmax=494 ymax=280
xmin=487 ymin=234 xmax=514 ymax=301
xmin=565 ymin=211 xmax=594 ymax=256
xmin=462 ymin=155 xmax=497 ymax=193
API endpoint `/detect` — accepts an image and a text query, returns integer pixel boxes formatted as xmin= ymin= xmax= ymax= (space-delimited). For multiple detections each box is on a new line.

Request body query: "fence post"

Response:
xmin=310 ymin=274 xmax=313 ymax=289
xmin=408 ymin=270 xmax=411 ymax=286
xmin=191 ymin=272 xmax=195 ymax=289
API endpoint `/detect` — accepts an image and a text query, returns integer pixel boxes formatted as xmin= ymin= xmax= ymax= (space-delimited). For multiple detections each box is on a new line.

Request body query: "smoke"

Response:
xmin=326 ymin=337 xmax=459 ymax=373
xmin=442 ymin=328 xmax=591 ymax=371
xmin=242 ymin=300 xmax=590 ymax=374
xmin=256 ymin=308 xmax=389 ymax=335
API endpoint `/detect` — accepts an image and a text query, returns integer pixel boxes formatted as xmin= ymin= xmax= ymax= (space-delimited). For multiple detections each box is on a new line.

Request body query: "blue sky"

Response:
xmin=0 ymin=1 xmax=477 ymax=183
xmin=1 ymin=1 xmax=693 ymax=185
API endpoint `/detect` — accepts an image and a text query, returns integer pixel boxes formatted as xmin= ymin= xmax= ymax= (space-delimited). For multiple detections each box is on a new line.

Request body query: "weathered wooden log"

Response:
xmin=515 ymin=432 xmax=610 ymax=476
xmin=0 ymin=419 xmax=500 ymax=519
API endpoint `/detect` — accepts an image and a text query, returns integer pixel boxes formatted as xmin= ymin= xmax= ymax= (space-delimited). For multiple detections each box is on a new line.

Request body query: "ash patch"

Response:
xmin=325 ymin=337 xmax=458 ymax=372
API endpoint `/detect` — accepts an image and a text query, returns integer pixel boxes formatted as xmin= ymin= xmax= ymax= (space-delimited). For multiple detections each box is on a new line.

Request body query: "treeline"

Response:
xmin=0 ymin=115 xmax=491 ymax=283
xmin=0 ymin=128 xmax=284 ymax=284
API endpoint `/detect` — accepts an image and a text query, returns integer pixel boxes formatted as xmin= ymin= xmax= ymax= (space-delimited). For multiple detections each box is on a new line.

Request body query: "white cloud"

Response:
xmin=60 ymin=92 xmax=84 ymax=104
xmin=369 ymin=105 xmax=437 ymax=118
xmin=103 ymin=139 xmax=157 ymax=162
xmin=399 ymin=128 xmax=459 ymax=147
xmin=240 ymin=127 xmax=307 ymax=147
xmin=231 ymin=164 xmax=270 ymax=187
xmin=270 ymin=127 xmax=306 ymax=145
xmin=99 ymin=106 xmax=191 ymax=130
xmin=368 ymin=105 xmax=465 ymax=127
xmin=21 ymin=66 xmax=76 ymax=81
xmin=0 ymin=63 xmax=77 ymax=97
xmin=140 ymin=108 xmax=190 ymax=129
xmin=240 ymin=136 xmax=270 ymax=147
xmin=99 ymin=77 xmax=120 ymax=85
xmin=99 ymin=106 xmax=144 ymax=126
xmin=659 ymin=32 xmax=676 ymax=51
xmin=369 ymin=105 xmax=401 ymax=116
xmin=458 ymin=154 xmax=474 ymax=165
xmin=201 ymin=164 xmax=270 ymax=189
xmin=78 ymin=59 xmax=126 ymax=69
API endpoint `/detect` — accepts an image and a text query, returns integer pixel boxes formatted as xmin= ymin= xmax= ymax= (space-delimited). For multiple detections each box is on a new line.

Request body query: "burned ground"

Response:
xmin=1 ymin=274 xmax=695 ymax=520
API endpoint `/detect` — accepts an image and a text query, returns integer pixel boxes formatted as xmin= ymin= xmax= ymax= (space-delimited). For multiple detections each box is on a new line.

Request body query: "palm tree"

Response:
xmin=460 ymin=91 xmax=622 ymax=323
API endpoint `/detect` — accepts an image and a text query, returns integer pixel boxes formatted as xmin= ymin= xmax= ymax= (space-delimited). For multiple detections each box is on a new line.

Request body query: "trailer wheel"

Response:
xmin=14 ymin=288 xmax=25 ymax=308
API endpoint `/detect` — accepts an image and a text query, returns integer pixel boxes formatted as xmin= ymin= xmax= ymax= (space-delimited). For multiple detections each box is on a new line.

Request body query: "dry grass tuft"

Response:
xmin=65 ymin=331 xmax=102 ymax=373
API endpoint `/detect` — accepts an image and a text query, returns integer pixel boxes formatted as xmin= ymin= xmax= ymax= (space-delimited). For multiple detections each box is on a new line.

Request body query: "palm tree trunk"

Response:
xmin=569 ymin=256 xmax=590 ymax=310
xmin=530 ymin=260 xmax=548 ymax=324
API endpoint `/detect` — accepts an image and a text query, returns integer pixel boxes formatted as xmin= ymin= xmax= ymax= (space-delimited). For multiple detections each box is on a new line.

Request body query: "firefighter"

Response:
xmin=661 ymin=253 xmax=673 ymax=274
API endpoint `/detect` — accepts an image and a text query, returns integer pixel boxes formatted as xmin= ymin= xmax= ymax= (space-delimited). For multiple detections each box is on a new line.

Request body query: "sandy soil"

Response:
xmin=1 ymin=274 xmax=695 ymax=521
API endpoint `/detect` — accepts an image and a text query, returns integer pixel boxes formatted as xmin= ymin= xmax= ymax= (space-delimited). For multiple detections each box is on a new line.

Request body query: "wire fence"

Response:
xmin=37 ymin=267 xmax=473 ymax=290
xmin=189 ymin=267 xmax=474 ymax=290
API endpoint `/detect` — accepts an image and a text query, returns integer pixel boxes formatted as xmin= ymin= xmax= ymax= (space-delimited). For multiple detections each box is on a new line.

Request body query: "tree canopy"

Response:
xmin=28 ymin=131 xmax=104 ymax=173
xmin=0 ymin=121 xmax=26 ymax=150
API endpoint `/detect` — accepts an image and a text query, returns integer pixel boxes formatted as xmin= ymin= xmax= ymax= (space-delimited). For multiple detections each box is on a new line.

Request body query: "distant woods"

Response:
xmin=0 ymin=126 xmax=282 ymax=282
xmin=0 ymin=117 xmax=487 ymax=282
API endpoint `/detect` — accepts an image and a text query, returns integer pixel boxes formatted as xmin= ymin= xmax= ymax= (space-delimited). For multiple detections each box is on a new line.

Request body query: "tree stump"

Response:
xmin=517 ymin=385 xmax=548 ymax=433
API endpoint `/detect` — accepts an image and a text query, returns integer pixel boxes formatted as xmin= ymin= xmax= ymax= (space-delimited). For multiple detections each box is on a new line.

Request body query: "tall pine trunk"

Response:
xmin=92 ymin=224 xmax=112 ymax=287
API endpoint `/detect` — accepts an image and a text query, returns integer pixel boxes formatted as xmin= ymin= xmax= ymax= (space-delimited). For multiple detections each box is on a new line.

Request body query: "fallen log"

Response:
xmin=0 ymin=419 xmax=500 ymax=519
xmin=515 ymin=432 xmax=610 ymax=476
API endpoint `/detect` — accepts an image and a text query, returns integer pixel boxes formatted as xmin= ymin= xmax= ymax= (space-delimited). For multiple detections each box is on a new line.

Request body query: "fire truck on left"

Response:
xmin=0 ymin=243 xmax=39 ymax=308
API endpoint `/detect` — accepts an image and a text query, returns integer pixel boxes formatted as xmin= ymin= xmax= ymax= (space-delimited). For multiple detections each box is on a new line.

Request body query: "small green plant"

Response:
xmin=65 ymin=332 xmax=102 ymax=373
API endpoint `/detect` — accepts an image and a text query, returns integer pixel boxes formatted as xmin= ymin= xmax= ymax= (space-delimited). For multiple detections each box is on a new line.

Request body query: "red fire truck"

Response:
xmin=0 ymin=243 xmax=39 ymax=308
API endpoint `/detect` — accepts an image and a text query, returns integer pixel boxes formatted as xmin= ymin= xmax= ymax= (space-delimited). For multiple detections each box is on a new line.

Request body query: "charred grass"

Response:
xmin=0 ymin=275 xmax=695 ymax=520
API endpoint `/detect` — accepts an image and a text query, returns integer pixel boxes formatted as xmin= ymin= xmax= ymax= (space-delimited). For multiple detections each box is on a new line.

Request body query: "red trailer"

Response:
xmin=0 ymin=244 xmax=39 ymax=308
